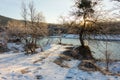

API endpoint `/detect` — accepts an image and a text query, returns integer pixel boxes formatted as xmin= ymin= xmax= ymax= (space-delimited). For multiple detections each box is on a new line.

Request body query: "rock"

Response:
xmin=115 ymin=76 xmax=118 ymax=78
xmin=66 ymin=76 xmax=72 ymax=79
xmin=1 ymin=77 xmax=7 ymax=79
xmin=36 ymin=75 xmax=43 ymax=79
xmin=54 ymin=58 xmax=70 ymax=68
xmin=78 ymin=60 xmax=98 ymax=71
xmin=21 ymin=68 xmax=30 ymax=74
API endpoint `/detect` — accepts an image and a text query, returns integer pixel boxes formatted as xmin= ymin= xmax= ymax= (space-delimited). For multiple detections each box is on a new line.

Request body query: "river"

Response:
xmin=38 ymin=37 xmax=120 ymax=60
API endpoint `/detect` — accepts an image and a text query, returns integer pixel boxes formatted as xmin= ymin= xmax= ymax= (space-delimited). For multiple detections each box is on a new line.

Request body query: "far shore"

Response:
xmin=49 ymin=34 xmax=120 ymax=41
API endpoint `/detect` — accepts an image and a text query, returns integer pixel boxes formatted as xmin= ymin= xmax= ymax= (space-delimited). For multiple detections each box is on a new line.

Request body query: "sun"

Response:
xmin=80 ymin=20 xmax=90 ymax=26
xmin=86 ymin=21 xmax=89 ymax=25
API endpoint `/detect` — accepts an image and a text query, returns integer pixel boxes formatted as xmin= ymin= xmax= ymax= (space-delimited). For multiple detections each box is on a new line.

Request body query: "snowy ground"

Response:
xmin=0 ymin=44 xmax=120 ymax=80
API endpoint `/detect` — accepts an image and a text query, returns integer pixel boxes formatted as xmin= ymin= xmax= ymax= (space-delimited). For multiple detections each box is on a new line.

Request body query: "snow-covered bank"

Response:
xmin=0 ymin=44 xmax=120 ymax=80
xmin=7 ymin=43 xmax=24 ymax=52
xmin=88 ymin=34 xmax=120 ymax=41
xmin=62 ymin=34 xmax=79 ymax=39
xmin=51 ymin=34 xmax=120 ymax=41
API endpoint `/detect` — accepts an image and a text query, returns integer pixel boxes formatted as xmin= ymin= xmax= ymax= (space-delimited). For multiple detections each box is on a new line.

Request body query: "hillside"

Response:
xmin=0 ymin=15 xmax=16 ymax=26
xmin=0 ymin=15 xmax=120 ymax=34
xmin=0 ymin=15 xmax=58 ymax=26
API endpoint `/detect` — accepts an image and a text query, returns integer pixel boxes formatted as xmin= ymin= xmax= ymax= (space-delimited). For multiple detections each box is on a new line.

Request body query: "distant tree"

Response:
xmin=0 ymin=24 xmax=8 ymax=51
xmin=58 ymin=16 xmax=79 ymax=34
xmin=7 ymin=20 xmax=24 ymax=41
xmin=57 ymin=16 xmax=67 ymax=44
xmin=113 ymin=0 xmax=120 ymax=1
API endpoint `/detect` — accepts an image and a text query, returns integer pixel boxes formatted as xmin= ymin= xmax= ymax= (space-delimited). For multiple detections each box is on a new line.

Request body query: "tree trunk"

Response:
xmin=79 ymin=31 xmax=84 ymax=47
xmin=78 ymin=15 xmax=95 ymax=60
xmin=79 ymin=14 xmax=86 ymax=47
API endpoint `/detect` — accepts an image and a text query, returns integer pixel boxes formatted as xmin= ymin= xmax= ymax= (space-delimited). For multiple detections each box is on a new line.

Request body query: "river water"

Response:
xmin=38 ymin=37 xmax=120 ymax=60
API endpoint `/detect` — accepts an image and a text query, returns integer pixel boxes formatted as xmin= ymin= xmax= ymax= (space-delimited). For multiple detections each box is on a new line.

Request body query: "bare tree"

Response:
xmin=21 ymin=1 xmax=33 ymax=54
xmin=21 ymin=1 xmax=30 ymax=45
xmin=21 ymin=1 xmax=48 ymax=54
xmin=21 ymin=2 xmax=27 ymax=28
xmin=35 ymin=12 xmax=47 ymax=37
xmin=34 ymin=12 xmax=48 ymax=51
xmin=26 ymin=1 xmax=36 ymax=53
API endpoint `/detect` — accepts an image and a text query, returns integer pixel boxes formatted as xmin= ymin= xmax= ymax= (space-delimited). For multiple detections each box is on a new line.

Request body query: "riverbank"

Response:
xmin=40 ymin=35 xmax=120 ymax=60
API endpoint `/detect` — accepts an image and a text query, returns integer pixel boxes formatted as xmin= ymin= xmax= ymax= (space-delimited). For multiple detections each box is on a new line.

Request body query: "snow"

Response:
xmin=62 ymin=34 xmax=79 ymax=39
xmin=0 ymin=44 xmax=120 ymax=80
xmin=7 ymin=43 xmax=24 ymax=52
xmin=55 ymin=34 xmax=120 ymax=41
xmin=88 ymin=34 xmax=120 ymax=41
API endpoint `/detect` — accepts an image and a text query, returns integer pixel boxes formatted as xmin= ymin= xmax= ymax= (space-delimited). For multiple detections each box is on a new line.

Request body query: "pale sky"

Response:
xmin=0 ymin=0 xmax=73 ymax=23
xmin=0 ymin=0 xmax=118 ymax=23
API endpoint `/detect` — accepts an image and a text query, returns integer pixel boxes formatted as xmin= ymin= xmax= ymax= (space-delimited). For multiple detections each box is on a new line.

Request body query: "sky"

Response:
xmin=0 ymin=0 xmax=73 ymax=23
xmin=0 ymin=0 xmax=119 ymax=23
